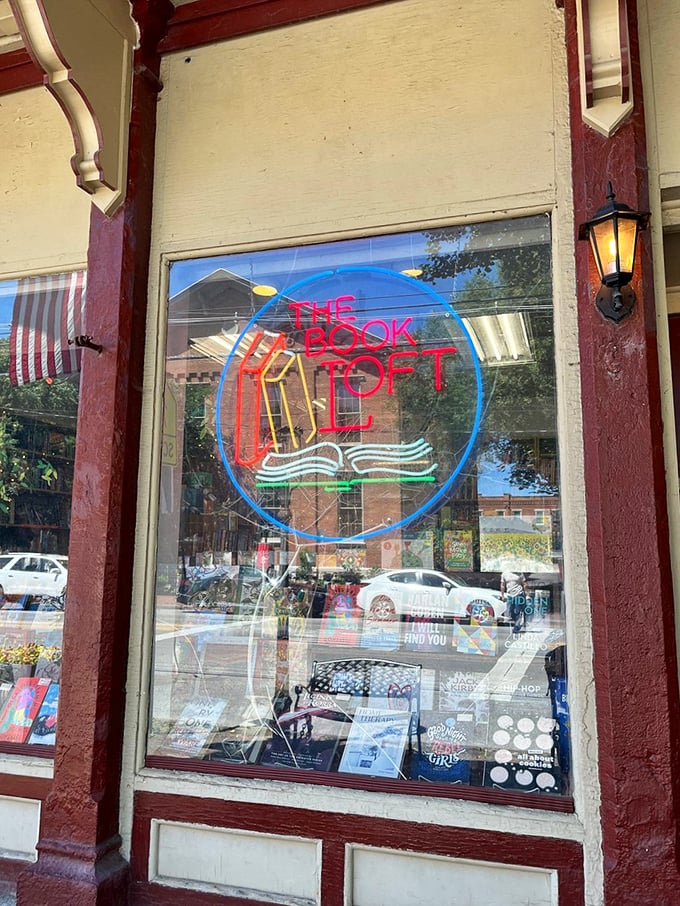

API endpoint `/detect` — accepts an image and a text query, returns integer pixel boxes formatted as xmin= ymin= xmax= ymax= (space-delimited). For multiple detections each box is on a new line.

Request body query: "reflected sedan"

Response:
xmin=356 ymin=569 xmax=505 ymax=623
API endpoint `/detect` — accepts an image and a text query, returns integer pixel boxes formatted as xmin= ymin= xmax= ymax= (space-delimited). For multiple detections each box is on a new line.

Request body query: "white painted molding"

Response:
xmin=575 ymin=0 xmax=634 ymax=137
xmin=9 ymin=0 xmax=139 ymax=216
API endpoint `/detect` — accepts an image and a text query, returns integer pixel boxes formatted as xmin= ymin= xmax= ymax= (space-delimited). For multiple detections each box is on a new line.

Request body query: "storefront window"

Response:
xmin=148 ymin=217 xmax=571 ymax=798
xmin=0 ymin=272 xmax=83 ymax=749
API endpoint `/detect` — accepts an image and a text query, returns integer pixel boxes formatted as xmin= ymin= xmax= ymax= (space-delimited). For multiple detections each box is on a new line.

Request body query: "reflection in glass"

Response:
xmin=0 ymin=273 xmax=83 ymax=746
xmin=149 ymin=218 xmax=570 ymax=797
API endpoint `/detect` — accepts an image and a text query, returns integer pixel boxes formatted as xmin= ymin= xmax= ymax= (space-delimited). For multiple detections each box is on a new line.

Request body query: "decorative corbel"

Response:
xmin=9 ymin=0 xmax=139 ymax=216
xmin=575 ymin=0 xmax=633 ymax=137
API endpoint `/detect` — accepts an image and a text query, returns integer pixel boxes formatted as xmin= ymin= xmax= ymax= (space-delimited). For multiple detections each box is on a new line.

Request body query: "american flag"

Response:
xmin=9 ymin=271 xmax=87 ymax=386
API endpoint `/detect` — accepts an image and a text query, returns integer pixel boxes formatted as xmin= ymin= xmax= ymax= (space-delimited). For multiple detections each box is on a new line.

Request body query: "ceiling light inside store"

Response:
xmin=462 ymin=312 xmax=533 ymax=366
xmin=252 ymin=284 xmax=278 ymax=297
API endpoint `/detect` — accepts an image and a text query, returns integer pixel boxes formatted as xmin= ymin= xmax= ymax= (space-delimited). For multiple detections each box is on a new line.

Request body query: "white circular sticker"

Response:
xmin=517 ymin=717 xmax=535 ymax=734
xmin=516 ymin=769 xmax=534 ymax=786
xmin=493 ymin=730 xmax=511 ymax=746
xmin=513 ymin=734 xmax=531 ymax=750
xmin=497 ymin=715 xmax=513 ymax=730
xmin=490 ymin=766 xmax=509 ymax=783
xmin=536 ymin=771 xmax=557 ymax=790
xmin=536 ymin=733 xmax=554 ymax=751
xmin=537 ymin=717 xmax=555 ymax=733
xmin=494 ymin=748 xmax=513 ymax=764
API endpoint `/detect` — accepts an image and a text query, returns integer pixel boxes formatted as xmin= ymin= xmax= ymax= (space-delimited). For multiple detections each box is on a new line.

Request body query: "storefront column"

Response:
xmin=16 ymin=2 xmax=172 ymax=904
xmin=565 ymin=2 xmax=680 ymax=904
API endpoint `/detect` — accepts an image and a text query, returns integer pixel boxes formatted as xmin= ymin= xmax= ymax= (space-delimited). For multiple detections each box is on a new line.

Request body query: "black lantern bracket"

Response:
xmin=578 ymin=182 xmax=650 ymax=323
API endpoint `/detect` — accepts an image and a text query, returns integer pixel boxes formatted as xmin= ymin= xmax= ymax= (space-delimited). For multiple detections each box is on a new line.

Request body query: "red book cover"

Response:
xmin=0 ymin=677 xmax=51 ymax=743
xmin=318 ymin=585 xmax=362 ymax=646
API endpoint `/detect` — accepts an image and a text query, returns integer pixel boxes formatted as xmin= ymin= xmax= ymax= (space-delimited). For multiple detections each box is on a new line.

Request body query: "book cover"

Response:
xmin=318 ymin=585 xmax=362 ymax=647
xmin=452 ymin=621 xmax=497 ymax=656
xmin=482 ymin=703 xmax=562 ymax=794
xmin=259 ymin=724 xmax=343 ymax=772
xmin=402 ymin=608 xmax=451 ymax=653
xmin=0 ymin=677 xmax=51 ymax=743
xmin=161 ymin=697 xmax=227 ymax=758
xmin=338 ymin=707 xmax=411 ymax=779
xmin=28 ymin=683 xmax=59 ymax=745
xmin=411 ymin=711 xmax=474 ymax=784
xmin=359 ymin=612 xmax=400 ymax=651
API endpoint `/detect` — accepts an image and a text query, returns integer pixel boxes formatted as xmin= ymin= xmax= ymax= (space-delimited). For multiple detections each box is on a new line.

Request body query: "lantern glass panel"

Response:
xmin=615 ymin=217 xmax=638 ymax=280
xmin=591 ymin=219 xmax=618 ymax=279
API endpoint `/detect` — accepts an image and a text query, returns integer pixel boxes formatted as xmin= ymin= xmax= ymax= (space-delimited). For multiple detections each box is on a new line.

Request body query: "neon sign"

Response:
xmin=216 ymin=266 xmax=483 ymax=542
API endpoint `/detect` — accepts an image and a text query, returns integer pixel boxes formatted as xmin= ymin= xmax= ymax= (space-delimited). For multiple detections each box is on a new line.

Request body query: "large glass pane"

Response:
xmin=148 ymin=217 xmax=571 ymax=798
xmin=0 ymin=273 xmax=83 ymax=747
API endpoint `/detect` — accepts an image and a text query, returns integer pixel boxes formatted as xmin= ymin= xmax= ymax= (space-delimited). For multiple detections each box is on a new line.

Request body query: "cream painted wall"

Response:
xmin=125 ymin=1 xmax=603 ymax=903
xmin=152 ymin=0 xmax=556 ymax=254
xmin=0 ymin=86 xmax=90 ymax=278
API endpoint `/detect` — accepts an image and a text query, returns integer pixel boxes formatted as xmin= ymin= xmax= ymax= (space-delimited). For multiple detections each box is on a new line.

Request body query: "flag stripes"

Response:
xmin=9 ymin=272 xmax=87 ymax=386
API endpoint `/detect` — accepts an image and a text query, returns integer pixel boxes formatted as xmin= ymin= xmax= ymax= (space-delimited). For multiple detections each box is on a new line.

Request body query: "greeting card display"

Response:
xmin=318 ymin=585 xmax=362 ymax=647
xmin=338 ymin=707 xmax=411 ymax=779
xmin=0 ymin=677 xmax=51 ymax=743
xmin=28 ymin=683 xmax=59 ymax=745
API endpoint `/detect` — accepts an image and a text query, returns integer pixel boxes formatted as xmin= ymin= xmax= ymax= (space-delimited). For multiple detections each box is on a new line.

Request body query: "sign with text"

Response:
xmin=216 ymin=268 xmax=482 ymax=542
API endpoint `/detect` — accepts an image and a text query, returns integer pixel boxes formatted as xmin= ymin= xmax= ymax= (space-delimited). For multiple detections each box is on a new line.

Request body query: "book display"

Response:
xmin=148 ymin=220 xmax=571 ymax=799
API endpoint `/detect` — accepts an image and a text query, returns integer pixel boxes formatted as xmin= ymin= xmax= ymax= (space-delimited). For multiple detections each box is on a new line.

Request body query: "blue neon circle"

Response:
xmin=215 ymin=266 xmax=483 ymax=543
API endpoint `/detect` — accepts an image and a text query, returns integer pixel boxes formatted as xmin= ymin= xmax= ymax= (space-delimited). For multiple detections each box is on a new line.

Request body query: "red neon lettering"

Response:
xmin=387 ymin=351 xmax=418 ymax=393
xmin=311 ymin=300 xmax=334 ymax=324
xmin=329 ymin=323 xmax=358 ymax=354
xmin=319 ymin=360 xmax=373 ymax=433
xmin=391 ymin=317 xmax=417 ymax=347
xmin=288 ymin=300 xmax=312 ymax=328
xmin=305 ymin=326 xmax=327 ymax=356
xmin=361 ymin=320 xmax=390 ymax=350
xmin=422 ymin=346 xmax=458 ymax=390
xmin=344 ymin=356 xmax=385 ymax=398
xmin=335 ymin=295 xmax=356 ymax=322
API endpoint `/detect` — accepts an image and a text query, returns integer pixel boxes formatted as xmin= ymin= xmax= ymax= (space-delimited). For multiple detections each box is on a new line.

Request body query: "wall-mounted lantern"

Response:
xmin=578 ymin=182 xmax=649 ymax=322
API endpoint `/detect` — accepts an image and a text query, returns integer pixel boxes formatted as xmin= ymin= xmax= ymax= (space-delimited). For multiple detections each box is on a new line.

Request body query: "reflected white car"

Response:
xmin=0 ymin=553 xmax=68 ymax=598
xmin=356 ymin=569 xmax=504 ymax=623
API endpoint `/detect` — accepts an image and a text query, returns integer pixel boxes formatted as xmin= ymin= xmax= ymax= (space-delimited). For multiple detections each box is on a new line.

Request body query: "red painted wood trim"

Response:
xmin=131 ymin=791 xmax=585 ymax=904
xmin=145 ymin=754 xmax=574 ymax=812
xmin=161 ymin=0 xmax=399 ymax=53
xmin=15 ymin=4 xmax=174 ymax=905
xmin=565 ymin=1 xmax=680 ymax=903
xmin=668 ymin=315 xmax=680 ymax=460
xmin=0 ymin=772 xmax=50 ymax=801
xmin=0 ymin=48 xmax=42 ymax=95
xmin=0 ymin=858 xmax=28 ymax=885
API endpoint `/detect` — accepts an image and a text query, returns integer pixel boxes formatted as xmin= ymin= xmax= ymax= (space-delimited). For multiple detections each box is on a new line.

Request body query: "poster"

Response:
xmin=338 ymin=707 xmax=411 ymax=779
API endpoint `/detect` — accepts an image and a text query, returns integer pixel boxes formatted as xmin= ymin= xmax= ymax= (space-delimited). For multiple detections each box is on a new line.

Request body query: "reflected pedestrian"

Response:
xmin=500 ymin=566 xmax=528 ymax=634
